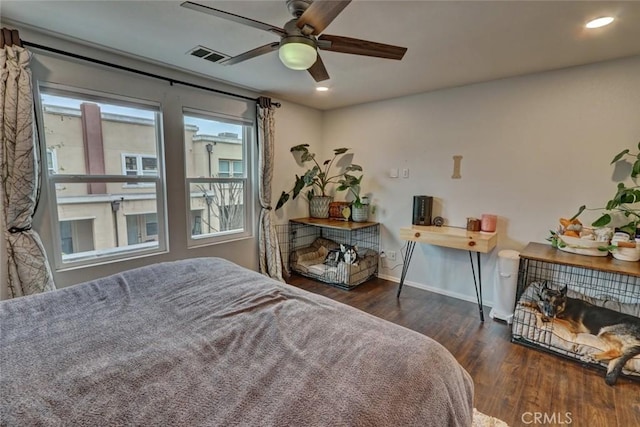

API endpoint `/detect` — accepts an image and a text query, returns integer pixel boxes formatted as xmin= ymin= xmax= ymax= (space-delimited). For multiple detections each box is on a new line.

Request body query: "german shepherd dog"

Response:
xmin=533 ymin=281 xmax=640 ymax=385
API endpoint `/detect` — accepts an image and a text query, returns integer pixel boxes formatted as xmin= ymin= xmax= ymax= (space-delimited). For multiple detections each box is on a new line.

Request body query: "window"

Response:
xmin=218 ymin=159 xmax=243 ymax=178
xmin=37 ymin=84 xmax=167 ymax=269
xmin=126 ymin=213 xmax=158 ymax=245
xmin=60 ymin=219 xmax=94 ymax=255
xmin=122 ymin=154 xmax=157 ymax=186
xmin=192 ymin=213 xmax=203 ymax=236
xmin=46 ymin=149 xmax=57 ymax=175
xmin=123 ymin=154 xmax=158 ymax=176
xmin=183 ymin=110 xmax=253 ymax=246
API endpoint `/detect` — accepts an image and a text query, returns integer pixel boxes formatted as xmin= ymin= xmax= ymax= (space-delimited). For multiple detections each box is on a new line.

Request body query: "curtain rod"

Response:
xmin=21 ymin=40 xmax=281 ymax=108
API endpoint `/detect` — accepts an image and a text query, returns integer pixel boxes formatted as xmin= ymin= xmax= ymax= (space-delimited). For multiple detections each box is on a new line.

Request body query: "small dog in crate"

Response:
xmin=532 ymin=281 xmax=640 ymax=386
xmin=324 ymin=244 xmax=359 ymax=267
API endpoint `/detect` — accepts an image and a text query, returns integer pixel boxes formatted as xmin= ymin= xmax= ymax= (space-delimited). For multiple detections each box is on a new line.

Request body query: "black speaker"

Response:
xmin=412 ymin=196 xmax=433 ymax=226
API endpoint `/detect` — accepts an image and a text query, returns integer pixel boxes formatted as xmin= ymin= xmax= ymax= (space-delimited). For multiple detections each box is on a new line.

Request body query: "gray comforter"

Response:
xmin=1 ymin=257 xmax=473 ymax=426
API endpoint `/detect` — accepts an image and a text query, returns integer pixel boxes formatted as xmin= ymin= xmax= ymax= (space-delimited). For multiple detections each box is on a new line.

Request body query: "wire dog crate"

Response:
xmin=511 ymin=242 xmax=640 ymax=380
xmin=277 ymin=218 xmax=380 ymax=290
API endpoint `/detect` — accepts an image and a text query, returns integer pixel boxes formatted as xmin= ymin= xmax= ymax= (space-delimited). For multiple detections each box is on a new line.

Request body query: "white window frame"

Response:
xmin=36 ymin=82 xmax=168 ymax=271
xmin=183 ymin=108 xmax=254 ymax=248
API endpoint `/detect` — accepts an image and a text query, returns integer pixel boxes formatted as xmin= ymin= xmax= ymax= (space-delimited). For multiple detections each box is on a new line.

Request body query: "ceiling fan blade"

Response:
xmin=307 ymin=54 xmax=330 ymax=82
xmin=181 ymin=1 xmax=286 ymax=37
xmin=220 ymin=42 xmax=280 ymax=65
xmin=318 ymin=34 xmax=407 ymax=60
xmin=296 ymin=0 xmax=351 ymax=35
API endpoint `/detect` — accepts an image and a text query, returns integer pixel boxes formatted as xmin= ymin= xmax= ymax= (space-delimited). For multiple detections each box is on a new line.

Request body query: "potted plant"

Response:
xmin=572 ymin=141 xmax=640 ymax=237
xmin=276 ymin=144 xmax=362 ymax=218
xmin=337 ymin=172 xmax=369 ymax=222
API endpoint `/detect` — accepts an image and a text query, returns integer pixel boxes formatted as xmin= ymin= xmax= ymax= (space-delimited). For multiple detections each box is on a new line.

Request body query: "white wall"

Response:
xmin=321 ymin=56 xmax=640 ymax=305
xmin=272 ymin=102 xmax=325 ymax=222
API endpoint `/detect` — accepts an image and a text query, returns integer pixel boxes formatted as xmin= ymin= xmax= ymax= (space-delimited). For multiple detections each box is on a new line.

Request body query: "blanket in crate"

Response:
xmin=290 ymin=237 xmax=378 ymax=286
xmin=513 ymin=281 xmax=640 ymax=377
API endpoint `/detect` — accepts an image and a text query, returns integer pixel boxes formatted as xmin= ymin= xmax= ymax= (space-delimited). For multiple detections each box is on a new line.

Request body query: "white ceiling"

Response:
xmin=2 ymin=1 xmax=640 ymax=110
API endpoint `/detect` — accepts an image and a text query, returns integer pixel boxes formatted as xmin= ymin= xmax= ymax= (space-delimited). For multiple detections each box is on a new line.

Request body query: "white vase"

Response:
xmin=352 ymin=205 xmax=369 ymax=222
xmin=309 ymin=196 xmax=333 ymax=218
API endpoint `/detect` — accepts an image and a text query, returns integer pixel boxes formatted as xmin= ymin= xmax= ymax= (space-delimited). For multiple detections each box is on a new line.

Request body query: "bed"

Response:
xmin=1 ymin=257 xmax=473 ymax=426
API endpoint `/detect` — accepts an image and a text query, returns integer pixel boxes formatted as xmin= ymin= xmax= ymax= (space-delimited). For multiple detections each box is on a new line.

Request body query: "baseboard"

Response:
xmin=376 ymin=273 xmax=494 ymax=308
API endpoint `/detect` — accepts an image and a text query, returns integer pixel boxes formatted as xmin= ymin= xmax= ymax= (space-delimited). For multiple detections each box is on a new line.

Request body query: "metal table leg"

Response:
xmin=396 ymin=241 xmax=416 ymax=298
xmin=468 ymin=251 xmax=484 ymax=321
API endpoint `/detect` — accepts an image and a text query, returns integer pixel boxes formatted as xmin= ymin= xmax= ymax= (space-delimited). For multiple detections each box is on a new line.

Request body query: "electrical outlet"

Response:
xmin=387 ymin=251 xmax=396 ymax=261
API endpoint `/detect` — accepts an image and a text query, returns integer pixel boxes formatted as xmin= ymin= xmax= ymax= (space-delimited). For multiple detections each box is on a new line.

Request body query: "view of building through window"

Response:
xmin=39 ymin=89 xmax=164 ymax=266
xmin=38 ymin=88 xmax=250 ymax=266
xmin=184 ymin=113 xmax=248 ymax=242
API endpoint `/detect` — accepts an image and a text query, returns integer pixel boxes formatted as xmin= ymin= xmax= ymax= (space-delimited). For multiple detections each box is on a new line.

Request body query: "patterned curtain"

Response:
xmin=1 ymin=28 xmax=55 ymax=297
xmin=257 ymin=97 xmax=284 ymax=282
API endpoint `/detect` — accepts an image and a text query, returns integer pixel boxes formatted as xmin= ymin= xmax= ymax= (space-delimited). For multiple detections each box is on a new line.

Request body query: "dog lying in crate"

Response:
xmin=289 ymin=237 xmax=377 ymax=287
xmin=517 ymin=281 xmax=640 ymax=385
xmin=325 ymin=244 xmax=359 ymax=267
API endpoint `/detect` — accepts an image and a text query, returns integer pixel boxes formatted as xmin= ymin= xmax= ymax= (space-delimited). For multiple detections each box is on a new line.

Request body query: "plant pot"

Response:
xmin=352 ymin=205 xmax=369 ymax=222
xmin=309 ymin=196 xmax=333 ymax=218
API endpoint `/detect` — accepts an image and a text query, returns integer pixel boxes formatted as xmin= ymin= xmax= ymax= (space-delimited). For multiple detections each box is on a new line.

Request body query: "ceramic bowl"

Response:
xmin=610 ymin=246 xmax=640 ymax=262
xmin=558 ymin=235 xmax=609 ymax=257
xmin=559 ymin=235 xmax=606 ymax=249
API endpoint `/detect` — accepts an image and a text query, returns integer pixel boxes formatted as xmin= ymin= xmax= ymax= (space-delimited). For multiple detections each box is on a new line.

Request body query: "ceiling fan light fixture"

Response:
xmin=279 ymin=36 xmax=317 ymax=70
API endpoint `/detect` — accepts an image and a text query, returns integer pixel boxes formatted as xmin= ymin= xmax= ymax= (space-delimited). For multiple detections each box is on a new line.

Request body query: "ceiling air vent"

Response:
xmin=188 ymin=46 xmax=228 ymax=63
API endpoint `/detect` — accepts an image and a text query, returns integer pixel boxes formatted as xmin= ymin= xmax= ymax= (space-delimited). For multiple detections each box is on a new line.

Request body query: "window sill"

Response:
xmin=187 ymin=232 xmax=254 ymax=250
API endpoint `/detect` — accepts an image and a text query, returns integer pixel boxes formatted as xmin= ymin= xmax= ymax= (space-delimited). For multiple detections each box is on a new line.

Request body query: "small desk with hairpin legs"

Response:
xmin=397 ymin=225 xmax=498 ymax=321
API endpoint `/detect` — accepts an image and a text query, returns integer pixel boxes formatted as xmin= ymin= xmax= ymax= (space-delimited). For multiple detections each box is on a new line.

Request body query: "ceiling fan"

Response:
xmin=181 ymin=0 xmax=407 ymax=82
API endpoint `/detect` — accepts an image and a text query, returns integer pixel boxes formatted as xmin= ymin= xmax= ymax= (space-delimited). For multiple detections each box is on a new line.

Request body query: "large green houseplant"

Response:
xmin=276 ymin=144 xmax=362 ymax=218
xmin=572 ymin=142 xmax=640 ymax=236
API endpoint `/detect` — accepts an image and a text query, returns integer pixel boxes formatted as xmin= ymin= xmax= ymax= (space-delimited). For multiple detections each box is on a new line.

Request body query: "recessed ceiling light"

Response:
xmin=316 ymin=86 xmax=329 ymax=92
xmin=586 ymin=16 xmax=615 ymax=29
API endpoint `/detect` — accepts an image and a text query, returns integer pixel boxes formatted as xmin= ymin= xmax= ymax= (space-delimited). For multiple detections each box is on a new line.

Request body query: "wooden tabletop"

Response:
xmin=520 ymin=242 xmax=640 ymax=277
xmin=289 ymin=217 xmax=379 ymax=231
xmin=399 ymin=225 xmax=498 ymax=253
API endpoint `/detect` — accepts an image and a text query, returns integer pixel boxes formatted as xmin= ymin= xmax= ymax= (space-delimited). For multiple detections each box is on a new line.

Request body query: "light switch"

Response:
xmin=389 ymin=168 xmax=399 ymax=178
xmin=402 ymin=168 xmax=409 ymax=178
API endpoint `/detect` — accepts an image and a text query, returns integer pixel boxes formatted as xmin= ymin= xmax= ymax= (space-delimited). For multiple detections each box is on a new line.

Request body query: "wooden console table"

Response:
xmin=398 ymin=225 xmax=498 ymax=321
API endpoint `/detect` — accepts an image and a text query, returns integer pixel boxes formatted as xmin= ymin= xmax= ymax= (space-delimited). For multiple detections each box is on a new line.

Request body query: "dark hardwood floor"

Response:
xmin=287 ymin=274 xmax=640 ymax=427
